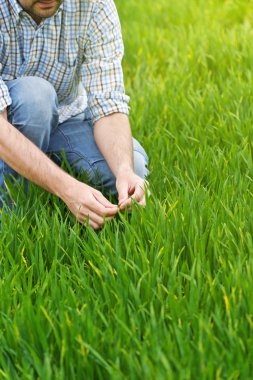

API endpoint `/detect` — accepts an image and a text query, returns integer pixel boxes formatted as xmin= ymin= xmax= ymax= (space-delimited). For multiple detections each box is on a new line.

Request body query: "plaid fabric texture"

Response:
xmin=0 ymin=0 xmax=130 ymax=123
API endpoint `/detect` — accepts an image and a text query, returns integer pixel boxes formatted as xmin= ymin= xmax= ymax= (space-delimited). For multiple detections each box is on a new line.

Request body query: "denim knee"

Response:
xmin=134 ymin=151 xmax=149 ymax=179
xmin=6 ymin=76 xmax=59 ymax=151
xmin=133 ymin=139 xmax=149 ymax=179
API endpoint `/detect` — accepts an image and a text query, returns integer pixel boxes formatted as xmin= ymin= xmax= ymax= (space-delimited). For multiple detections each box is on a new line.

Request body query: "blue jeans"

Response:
xmin=0 ymin=76 xmax=149 ymax=208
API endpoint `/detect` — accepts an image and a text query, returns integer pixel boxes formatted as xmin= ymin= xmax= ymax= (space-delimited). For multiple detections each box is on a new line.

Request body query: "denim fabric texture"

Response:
xmin=0 ymin=76 xmax=149 ymax=208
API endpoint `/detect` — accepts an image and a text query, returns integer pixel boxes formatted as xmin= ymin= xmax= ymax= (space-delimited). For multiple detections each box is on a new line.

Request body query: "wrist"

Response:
xmin=116 ymin=164 xmax=134 ymax=178
xmin=53 ymin=171 xmax=77 ymax=201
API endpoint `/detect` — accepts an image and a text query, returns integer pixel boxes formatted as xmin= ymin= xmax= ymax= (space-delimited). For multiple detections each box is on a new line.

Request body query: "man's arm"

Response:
xmin=0 ymin=111 xmax=118 ymax=228
xmin=94 ymin=113 xmax=147 ymax=210
xmin=83 ymin=0 xmax=147 ymax=209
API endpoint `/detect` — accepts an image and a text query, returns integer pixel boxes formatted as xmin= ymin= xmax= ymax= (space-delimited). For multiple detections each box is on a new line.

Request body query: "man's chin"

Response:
xmin=33 ymin=1 xmax=61 ymax=18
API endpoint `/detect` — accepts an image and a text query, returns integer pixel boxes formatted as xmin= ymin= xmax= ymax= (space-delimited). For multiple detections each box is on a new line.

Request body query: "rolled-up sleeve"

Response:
xmin=0 ymin=65 xmax=12 ymax=113
xmin=82 ymin=0 xmax=130 ymax=123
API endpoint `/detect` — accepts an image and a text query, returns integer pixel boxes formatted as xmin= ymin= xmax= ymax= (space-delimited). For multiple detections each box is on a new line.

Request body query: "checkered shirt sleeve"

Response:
xmin=0 ymin=65 xmax=12 ymax=113
xmin=83 ymin=0 xmax=130 ymax=123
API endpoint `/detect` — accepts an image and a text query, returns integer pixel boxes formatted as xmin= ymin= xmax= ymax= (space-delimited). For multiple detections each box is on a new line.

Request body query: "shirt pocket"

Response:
xmin=44 ymin=37 xmax=80 ymax=104
xmin=44 ymin=60 xmax=79 ymax=105
xmin=57 ymin=36 xmax=79 ymax=67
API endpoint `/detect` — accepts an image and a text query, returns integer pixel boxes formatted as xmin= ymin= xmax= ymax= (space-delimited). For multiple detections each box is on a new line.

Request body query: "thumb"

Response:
xmin=117 ymin=180 xmax=129 ymax=205
xmin=93 ymin=191 xmax=118 ymax=209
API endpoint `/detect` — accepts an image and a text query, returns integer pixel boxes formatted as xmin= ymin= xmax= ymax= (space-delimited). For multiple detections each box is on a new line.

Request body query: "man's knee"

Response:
xmin=7 ymin=76 xmax=58 ymax=115
xmin=133 ymin=151 xmax=149 ymax=179
xmin=6 ymin=76 xmax=59 ymax=150
xmin=133 ymin=139 xmax=149 ymax=179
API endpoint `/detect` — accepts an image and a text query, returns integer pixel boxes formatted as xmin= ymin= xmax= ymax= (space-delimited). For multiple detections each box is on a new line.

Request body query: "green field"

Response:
xmin=1 ymin=0 xmax=253 ymax=378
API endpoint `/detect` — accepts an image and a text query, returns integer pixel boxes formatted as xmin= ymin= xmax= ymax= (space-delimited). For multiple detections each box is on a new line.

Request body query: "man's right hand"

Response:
xmin=60 ymin=181 xmax=118 ymax=229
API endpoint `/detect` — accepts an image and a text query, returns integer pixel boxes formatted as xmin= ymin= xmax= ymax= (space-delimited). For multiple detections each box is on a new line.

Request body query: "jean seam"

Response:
xmin=48 ymin=148 xmax=96 ymax=177
xmin=53 ymin=122 xmax=101 ymax=168
xmin=56 ymin=126 xmax=74 ymax=152
xmin=90 ymin=158 xmax=106 ymax=167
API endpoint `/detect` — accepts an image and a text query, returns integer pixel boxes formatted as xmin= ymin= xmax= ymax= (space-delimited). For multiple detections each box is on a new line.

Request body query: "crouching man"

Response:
xmin=0 ymin=0 xmax=149 ymax=229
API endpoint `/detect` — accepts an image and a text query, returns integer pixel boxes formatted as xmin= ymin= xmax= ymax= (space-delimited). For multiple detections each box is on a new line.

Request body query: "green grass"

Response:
xmin=1 ymin=0 xmax=253 ymax=378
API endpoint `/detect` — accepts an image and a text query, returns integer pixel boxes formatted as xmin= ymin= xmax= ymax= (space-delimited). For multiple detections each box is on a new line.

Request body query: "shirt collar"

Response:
xmin=9 ymin=0 xmax=23 ymax=17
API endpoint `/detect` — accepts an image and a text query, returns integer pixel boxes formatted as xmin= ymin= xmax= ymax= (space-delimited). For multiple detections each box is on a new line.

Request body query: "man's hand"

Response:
xmin=61 ymin=180 xmax=118 ymax=229
xmin=116 ymin=169 xmax=147 ymax=211
xmin=94 ymin=113 xmax=149 ymax=212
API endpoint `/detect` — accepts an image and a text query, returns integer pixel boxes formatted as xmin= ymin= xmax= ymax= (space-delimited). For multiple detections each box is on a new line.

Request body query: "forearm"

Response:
xmin=0 ymin=112 xmax=74 ymax=198
xmin=0 ymin=111 xmax=118 ymax=228
xmin=94 ymin=113 xmax=134 ymax=177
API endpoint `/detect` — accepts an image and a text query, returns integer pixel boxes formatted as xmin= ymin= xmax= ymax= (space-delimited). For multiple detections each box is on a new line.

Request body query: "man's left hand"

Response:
xmin=116 ymin=170 xmax=147 ymax=211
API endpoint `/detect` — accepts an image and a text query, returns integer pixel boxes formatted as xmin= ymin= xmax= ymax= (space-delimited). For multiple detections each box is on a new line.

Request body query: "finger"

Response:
xmin=139 ymin=198 xmax=146 ymax=207
xmin=93 ymin=191 xmax=118 ymax=209
xmin=86 ymin=211 xmax=115 ymax=226
xmin=77 ymin=219 xmax=100 ymax=230
xmin=89 ymin=220 xmax=101 ymax=230
xmin=77 ymin=204 xmax=115 ymax=224
xmin=131 ymin=182 xmax=145 ymax=203
xmin=76 ymin=204 xmax=85 ymax=221
xmin=119 ymin=184 xmax=144 ymax=210
xmin=88 ymin=213 xmax=115 ymax=230
xmin=76 ymin=214 xmax=90 ymax=226
xmin=90 ymin=198 xmax=118 ymax=217
xmin=118 ymin=197 xmax=129 ymax=207
xmin=135 ymin=198 xmax=146 ymax=211
xmin=119 ymin=192 xmax=146 ymax=211
xmin=117 ymin=180 xmax=129 ymax=204
xmin=78 ymin=213 xmax=109 ymax=230
xmin=119 ymin=197 xmax=132 ymax=211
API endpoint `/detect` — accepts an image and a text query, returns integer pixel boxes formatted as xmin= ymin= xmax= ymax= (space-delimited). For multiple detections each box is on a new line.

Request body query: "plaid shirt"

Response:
xmin=0 ymin=0 xmax=130 ymax=123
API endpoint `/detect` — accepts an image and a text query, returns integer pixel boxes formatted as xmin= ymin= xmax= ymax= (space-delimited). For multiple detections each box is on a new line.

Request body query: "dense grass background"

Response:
xmin=1 ymin=0 xmax=253 ymax=378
